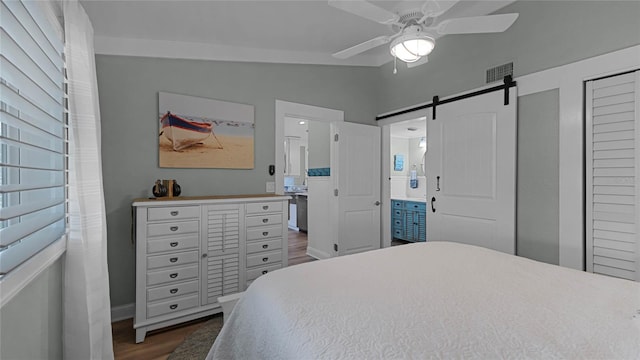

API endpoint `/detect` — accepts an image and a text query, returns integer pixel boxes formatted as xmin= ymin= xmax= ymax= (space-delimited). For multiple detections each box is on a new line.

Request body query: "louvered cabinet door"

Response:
xmin=586 ymin=70 xmax=640 ymax=281
xmin=201 ymin=204 xmax=244 ymax=305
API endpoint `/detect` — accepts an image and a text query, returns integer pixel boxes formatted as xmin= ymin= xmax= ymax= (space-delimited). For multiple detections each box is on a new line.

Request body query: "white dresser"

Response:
xmin=132 ymin=195 xmax=289 ymax=343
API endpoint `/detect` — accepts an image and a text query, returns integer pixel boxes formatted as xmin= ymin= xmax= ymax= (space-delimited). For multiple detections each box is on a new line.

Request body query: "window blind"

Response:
xmin=0 ymin=0 xmax=66 ymax=277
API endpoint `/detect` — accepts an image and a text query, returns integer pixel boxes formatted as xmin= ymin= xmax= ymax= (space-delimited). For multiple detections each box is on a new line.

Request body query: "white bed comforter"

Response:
xmin=208 ymin=242 xmax=640 ymax=359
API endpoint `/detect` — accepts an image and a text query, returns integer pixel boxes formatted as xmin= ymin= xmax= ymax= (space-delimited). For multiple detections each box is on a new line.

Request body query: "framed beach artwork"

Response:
xmin=158 ymin=92 xmax=255 ymax=168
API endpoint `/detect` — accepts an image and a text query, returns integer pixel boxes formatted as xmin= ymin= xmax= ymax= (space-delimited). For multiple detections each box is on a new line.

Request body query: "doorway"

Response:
xmin=381 ymin=116 xmax=428 ymax=248
xmin=275 ymin=100 xmax=344 ymax=260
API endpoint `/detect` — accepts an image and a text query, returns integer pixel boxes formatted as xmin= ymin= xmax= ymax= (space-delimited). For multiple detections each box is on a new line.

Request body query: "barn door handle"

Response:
xmin=436 ymin=176 xmax=441 ymax=192
xmin=431 ymin=197 xmax=436 ymax=213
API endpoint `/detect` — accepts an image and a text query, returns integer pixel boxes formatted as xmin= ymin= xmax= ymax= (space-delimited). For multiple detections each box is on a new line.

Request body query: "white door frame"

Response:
xmin=378 ymin=109 xmax=430 ymax=248
xmin=274 ymin=100 xmax=344 ymax=195
xmin=516 ymin=45 xmax=640 ymax=270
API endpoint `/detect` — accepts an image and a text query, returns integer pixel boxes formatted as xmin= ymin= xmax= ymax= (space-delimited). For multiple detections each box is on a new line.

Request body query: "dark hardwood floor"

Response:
xmin=288 ymin=229 xmax=316 ymax=266
xmin=112 ymin=229 xmax=314 ymax=360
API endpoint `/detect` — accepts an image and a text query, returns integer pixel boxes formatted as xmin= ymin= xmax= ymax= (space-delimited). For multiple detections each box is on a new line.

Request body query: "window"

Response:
xmin=0 ymin=0 xmax=66 ymax=281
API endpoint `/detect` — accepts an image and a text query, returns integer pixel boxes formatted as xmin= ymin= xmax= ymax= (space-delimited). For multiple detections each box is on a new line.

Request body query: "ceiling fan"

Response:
xmin=329 ymin=0 xmax=518 ymax=68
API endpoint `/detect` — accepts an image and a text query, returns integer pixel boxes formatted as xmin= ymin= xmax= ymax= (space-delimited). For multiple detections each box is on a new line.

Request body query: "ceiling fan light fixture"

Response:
xmin=390 ymin=32 xmax=435 ymax=63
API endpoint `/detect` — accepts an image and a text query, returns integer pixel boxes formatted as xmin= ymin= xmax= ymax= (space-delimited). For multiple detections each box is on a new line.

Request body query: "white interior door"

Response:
xmin=427 ymin=89 xmax=517 ymax=254
xmin=332 ymin=122 xmax=381 ymax=256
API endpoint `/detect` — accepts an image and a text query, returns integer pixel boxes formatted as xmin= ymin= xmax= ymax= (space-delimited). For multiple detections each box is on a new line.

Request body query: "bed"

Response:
xmin=207 ymin=242 xmax=640 ymax=359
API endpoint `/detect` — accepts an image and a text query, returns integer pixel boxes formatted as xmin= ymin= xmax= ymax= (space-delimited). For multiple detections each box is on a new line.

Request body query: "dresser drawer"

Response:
xmin=392 ymin=200 xmax=404 ymax=209
xmin=147 ymin=280 xmax=199 ymax=302
xmin=148 ymin=206 xmax=200 ymax=221
xmin=406 ymin=201 xmax=426 ymax=212
xmin=147 ymin=264 xmax=198 ymax=286
xmin=147 ymin=250 xmax=199 ymax=270
xmin=147 ymin=220 xmax=199 ymax=237
xmin=147 ymin=293 xmax=199 ymax=318
xmin=147 ymin=234 xmax=198 ymax=254
xmin=246 ymin=263 xmax=282 ymax=281
xmin=247 ymin=250 xmax=282 ymax=268
xmin=393 ymin=209 xmax=403 ymax=218
xmin=247 ymin=239 xmax=282 ymax=254
xmin=246 ymin=201 xmax=283 ymax=214
xmin=246 ymin=214 xmax=282 ymax=227
xmin=246 ymin=225 xmax=283 ymax=241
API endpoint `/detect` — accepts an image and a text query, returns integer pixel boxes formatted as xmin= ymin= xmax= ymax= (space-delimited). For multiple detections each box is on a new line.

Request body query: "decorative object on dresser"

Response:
xmin=132 ymin=194 xmax=290 ymax=343
xmin=152 ymin=179 xmax=182 ymax=198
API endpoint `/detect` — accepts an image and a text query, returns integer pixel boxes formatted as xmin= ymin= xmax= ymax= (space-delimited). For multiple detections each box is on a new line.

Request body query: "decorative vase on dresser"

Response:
xmin=132 ymin=194 xmax=290 ymax=343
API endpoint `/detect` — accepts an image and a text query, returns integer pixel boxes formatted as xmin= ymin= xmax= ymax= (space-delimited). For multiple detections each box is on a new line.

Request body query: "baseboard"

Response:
xmin=306 ymin=246 xmax=331 ymax=260
xmin=111 ymin=303 xmax=135 ymax=322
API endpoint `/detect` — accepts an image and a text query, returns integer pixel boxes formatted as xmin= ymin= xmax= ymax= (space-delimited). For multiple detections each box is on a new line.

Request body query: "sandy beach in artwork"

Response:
xmin=159 ymin=134 xmax=254 ymax=168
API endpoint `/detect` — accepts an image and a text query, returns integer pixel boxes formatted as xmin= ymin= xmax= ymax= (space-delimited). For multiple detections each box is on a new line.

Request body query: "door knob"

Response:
xmin=374 ymin=201 xmax=381 ymax=206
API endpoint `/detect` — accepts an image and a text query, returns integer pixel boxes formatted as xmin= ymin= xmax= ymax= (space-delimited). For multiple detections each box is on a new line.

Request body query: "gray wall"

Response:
xmin=377 ymin=1 xmax=640 ymax=114
xmin=517 ymin=90 xmax=560 ymax=264
xmin=0 ymin=258 xmax=63 ymax=360
xmin=96 ymin=55 xmax=380 ymax=306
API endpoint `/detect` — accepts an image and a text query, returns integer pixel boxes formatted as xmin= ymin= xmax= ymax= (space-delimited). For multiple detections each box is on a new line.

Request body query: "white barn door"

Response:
xmin=332 ymin=122 xmax=381 ymax=256
xmin=426 ymin=89 xmax=517 ymax=254
xmin=586 ymin=70 xmax=640 ymax=281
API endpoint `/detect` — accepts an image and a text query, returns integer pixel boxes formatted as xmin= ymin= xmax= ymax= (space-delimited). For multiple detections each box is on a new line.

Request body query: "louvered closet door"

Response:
xmin=201 ymin=204 xmax=243 ymax=305
xmin=586 ymin=70 xmax=640 ymax=281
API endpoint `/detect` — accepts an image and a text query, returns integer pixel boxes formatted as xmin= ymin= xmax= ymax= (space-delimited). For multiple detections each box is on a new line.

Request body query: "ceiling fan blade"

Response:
xmin=328 ymin=0 xmax=399 ymax=25
xmin=421 ymin=0 xmax=460 ymax=18
xmin=333 ymin=35 xmax=391 ymax=59
xmin=407 ymin=56 xmax=429 ymax=68
xmin=437 ymin=13 xmax=519 ymax=35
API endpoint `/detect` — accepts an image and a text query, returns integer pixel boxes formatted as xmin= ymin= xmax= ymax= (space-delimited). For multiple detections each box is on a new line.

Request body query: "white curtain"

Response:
xmin=63 ymin=0 xmax=114 ymax=359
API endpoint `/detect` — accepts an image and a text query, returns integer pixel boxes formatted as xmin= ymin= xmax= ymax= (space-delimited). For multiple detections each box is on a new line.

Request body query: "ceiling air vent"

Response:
xmin=486 ymin=62 xmax=513 ymax=84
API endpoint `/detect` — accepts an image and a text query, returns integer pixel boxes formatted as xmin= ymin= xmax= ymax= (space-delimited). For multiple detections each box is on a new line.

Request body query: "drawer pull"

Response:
xmin=169 ymin=273 xmax=178 ymax=278
xmin=262 ymin=218 xmax=269 ymax=223
xmin=262 ymin=257 xmax=269 ymax=262
xmin=262 ymin=244 xmax=268 ymax=249
xmin=170 ymin=226 xmax=179 ymax=231
xmin=170 ymin=211 xmax=179 ymax=216
xmin=262 ymin=205 xmax=269 ymax=210
xmin=262 ymin=231 xmax=269 ymax=236
xmin=262 ymin=270 xmax=268 ymax=275
xmin=170 ymin=242 xmax=178 ymax=247
xmin=169 ymin=288 xmax=178 ymax=294
xmin=169 ymin=304 xmax=178 ymax=310
xmin=169 ymin=257 xmax=178 ymax=263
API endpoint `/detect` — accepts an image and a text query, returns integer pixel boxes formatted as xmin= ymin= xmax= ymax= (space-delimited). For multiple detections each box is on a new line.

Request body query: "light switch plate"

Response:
xmin=266 ymin=181 xmax=275 ymax=193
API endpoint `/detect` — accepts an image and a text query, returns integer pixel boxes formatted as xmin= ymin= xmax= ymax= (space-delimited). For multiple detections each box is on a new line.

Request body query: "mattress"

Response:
xmin=207 ymin=242 xmax=640 ymax=359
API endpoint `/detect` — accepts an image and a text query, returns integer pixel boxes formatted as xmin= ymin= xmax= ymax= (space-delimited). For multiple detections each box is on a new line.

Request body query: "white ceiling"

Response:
xmin=390 ymin=116 xmax=426 ymax=138
xmin=81 ymin=0 xmax=515 ymax=66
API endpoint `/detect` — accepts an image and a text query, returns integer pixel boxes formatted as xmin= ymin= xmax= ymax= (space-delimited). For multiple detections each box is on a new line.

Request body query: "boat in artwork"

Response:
xmin=160 ymin=112 xmax=213 ymax=150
